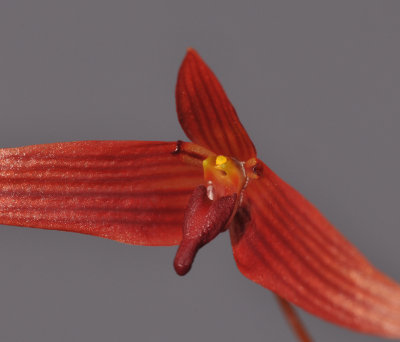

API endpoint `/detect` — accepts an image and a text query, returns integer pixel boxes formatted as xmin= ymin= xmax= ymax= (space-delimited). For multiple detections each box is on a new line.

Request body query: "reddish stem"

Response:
xmin=276 ymin=295 xmax=313 ymax=342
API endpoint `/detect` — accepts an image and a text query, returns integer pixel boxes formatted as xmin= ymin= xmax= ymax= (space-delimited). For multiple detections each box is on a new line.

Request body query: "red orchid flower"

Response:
xmin=1 ymin=49 xmax=399 ymax=341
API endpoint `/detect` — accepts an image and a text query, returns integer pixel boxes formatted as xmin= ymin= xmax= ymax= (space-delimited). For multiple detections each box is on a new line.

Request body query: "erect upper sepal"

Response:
xmin=176 ymin=48 xmax=256 ymax=161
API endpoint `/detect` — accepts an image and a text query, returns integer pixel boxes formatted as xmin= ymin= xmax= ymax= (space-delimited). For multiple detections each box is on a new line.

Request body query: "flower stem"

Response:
xmin=275 ymin=295 xmax=313 ymax=342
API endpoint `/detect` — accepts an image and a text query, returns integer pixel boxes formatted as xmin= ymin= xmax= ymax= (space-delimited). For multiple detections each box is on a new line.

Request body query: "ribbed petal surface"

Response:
xmin=230 ymin=161 xmax=400 ymax=338
xmin=176 ymin=48 xmax=256 ymax=161
xmin=0 ymin=140 xmax=211 ymax=246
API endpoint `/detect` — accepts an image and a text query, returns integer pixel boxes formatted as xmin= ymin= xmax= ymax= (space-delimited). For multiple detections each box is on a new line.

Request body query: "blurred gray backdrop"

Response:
xmin=0 ymin=1 xmax=399 ymax=341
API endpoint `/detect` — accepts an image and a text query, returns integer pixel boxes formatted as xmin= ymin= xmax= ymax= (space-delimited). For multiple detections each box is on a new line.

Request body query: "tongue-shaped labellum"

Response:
xmin=173 ymin=155 xmax=247 ymax=275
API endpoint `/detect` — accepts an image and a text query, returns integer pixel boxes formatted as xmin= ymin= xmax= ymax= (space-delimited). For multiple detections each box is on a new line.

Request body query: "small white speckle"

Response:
xmin=206 ymin=181 xmax=215 ymax=201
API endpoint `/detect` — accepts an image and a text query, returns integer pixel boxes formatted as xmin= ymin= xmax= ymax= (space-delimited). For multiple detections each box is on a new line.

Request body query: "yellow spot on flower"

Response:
xmin=215 ymin=155 xmax=227 ymax=166
xmin=202 ymin=154 xmax=246 ymax=199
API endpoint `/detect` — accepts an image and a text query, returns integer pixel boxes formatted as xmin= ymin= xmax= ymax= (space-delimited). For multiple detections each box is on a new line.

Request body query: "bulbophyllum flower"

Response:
xmin=0 ymin=48 xmax=399 ymax=341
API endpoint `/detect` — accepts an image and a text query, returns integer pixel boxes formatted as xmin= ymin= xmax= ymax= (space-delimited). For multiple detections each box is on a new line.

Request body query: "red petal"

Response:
xmin=230 ymin=161 xmax=400 ymax=338
xmin=0 ymin=140 xmax=211 ymax=246
xmin=176 ymin=48 xmax=256 ymax=161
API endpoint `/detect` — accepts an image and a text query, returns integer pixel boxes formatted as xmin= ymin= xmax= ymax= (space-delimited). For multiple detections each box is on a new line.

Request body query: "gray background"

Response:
xmin=0 ymin=1 xmax=399 ymax=341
